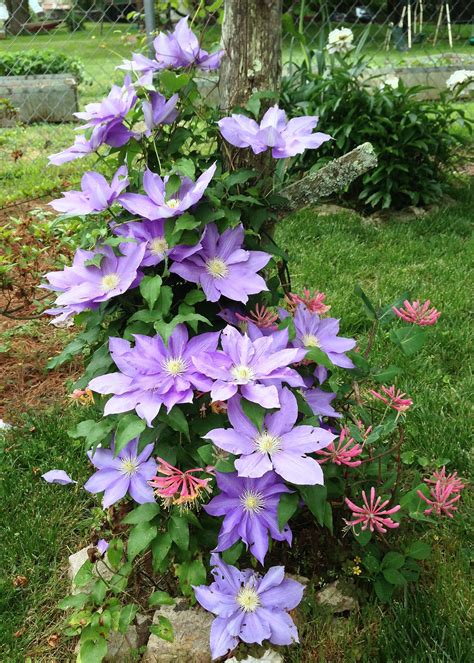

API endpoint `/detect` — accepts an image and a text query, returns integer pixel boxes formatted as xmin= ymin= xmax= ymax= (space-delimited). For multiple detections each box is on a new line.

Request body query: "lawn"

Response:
xmin=0 ymin=184 xmax=472 ymax=661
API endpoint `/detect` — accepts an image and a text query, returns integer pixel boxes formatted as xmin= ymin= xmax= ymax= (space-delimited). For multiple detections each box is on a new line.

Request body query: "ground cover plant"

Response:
xmin=10 ymin=14 xmax=467 ymax=662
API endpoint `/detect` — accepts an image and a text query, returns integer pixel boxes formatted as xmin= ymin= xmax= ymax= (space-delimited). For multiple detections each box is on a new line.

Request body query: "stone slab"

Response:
xmin=0 ymin=74 xmax=78 ymax=123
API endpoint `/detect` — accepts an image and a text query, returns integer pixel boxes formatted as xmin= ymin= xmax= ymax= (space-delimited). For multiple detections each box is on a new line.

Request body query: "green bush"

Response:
xmin=281 ymin=40 xmax=472 ymax=210
xmin=0 ymin=49 xmax=86 ymax=85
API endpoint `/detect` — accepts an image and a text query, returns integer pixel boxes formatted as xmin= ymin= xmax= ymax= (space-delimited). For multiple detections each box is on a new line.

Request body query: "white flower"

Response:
xmin=379 ymin=74 xmax=400 ymax=90
xmin=0 ymin=419 xmax=13 ymax=431
xmin=446 ymin=70 xmax=474 ymax=91
xmin=326 ymin=28 xmax=354 ymax=55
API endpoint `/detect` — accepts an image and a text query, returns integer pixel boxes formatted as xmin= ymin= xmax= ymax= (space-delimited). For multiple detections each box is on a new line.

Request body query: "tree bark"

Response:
xmin=219 ymin=0 xmax=282 ymax=171
xmin=5 ymin=0 xmax=31 ymax=35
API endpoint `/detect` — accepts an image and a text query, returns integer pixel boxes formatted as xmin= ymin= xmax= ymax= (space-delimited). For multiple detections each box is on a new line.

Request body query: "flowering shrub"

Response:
xmin=281 ymin=27 xmax=472 ymax=210
xmin=41 ymin=16 xmax=465 ymax=662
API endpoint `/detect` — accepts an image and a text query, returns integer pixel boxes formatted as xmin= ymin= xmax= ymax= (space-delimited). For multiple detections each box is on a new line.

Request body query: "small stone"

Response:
xmin=315 ymin=580 xmax=358 ymax=613
xmin=228 ymin=649 xmax=284 ymax=662
xmin=143 ymin=599 xmax=213 ymax=663
xmin=316 ymin=203 xmax=355 ymax=217
xmin=68 ymin=546 xmax=113 ymax=595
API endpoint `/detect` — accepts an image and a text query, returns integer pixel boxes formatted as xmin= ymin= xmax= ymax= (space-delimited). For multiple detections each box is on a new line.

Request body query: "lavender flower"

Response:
xmin=75 ymin=77 xmax=137 ymax=133
xmin=304 ymin=387 xmax=342 ymax=418
xmin=97 ymin=539 xmax=109 ymax=556
xmin=293 ymin=304 xmax=356 ymax=368
xmin=141 ymin=91 xmax=179 ymax=135
xmin=50 ymin=166 xmax=129 ymax=217
xmin=43 ymin=243 xmax=145 ymax=322
xmin=193 ymin=325 xmax=307 ymax=409
xmin=218 ymin=105 xmax=332 ymax=158
xmin=48 ymin=133 xmax=100 ymax=166
xmin=205 ymin=388 xmax=335 ymax=484
xmin=84 ymin=437 xmax=157 ymax=507
xmin=153 ymin=17 xmax=224 ymax=71
xmin=194 ymin=554 xmax=304 ymax=659
xmin=170 ymin=224 xmax=271 ymax=303
xmin=42 ymin=470 xmax=77 ymax=485
xmin=88 ymin=324 xmax=220 ymax=426
xmin=204 ymin=471 xmax=293 ymax=564
xmin=118 ymin=163 xmax=216 ymax=220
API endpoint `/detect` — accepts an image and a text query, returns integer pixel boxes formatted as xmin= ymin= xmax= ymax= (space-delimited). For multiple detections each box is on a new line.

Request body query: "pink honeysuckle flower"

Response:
xmin=417 ymin=484 xmax=461 ymax=518
xmin=344 ymin=487 xmax=401 ymax=533
xmin=425 ymin=466 xmax=465 ymax=493
xmin=285 ymin=289 xmax=330 ymax=315
xmin=235 ymin=303 xmax=279 ymax=332
xmin=392 ymin=299 xmax=441 ymax=326
xmin=356 ymin=419 xmax=373 ymax=441
xmin=369 ymin=385 xmax=413 ymax=413
xmin=149 ymin=457 xmax=212 ymax=509
xmin=316 ymin=426 xmax=363 ymax=467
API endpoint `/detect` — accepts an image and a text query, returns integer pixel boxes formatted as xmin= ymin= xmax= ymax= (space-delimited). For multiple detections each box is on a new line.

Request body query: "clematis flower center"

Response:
xmin=231 ymin=364 xmax=255 ymax=383
xmin=240 ymin=489 xmax=265 ymax=514
xmin=236 ymin=585 xmax=260 ymax=612
xmin=255 ymin=431 xmax=281 ymax=454
xmin=150 ymin=237 xmax=168 ymax=256
xmin=120 ymin=456 xmax=139 ymax=476
xmin=163 ymin=356 xmax=188 ymax=376
xmin=205 ymin=257 xmax=229 ymax=279
xmin=101 ymin=273 xmax=121 ymax=292
xmin=302 ymin=333 xmax=320 ymax=348
xmin=166 ymin=198 xmax=180 ymax=209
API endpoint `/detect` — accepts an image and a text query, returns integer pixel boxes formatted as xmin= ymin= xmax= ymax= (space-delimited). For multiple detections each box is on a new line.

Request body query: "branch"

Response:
xmin=279 ymin=142 xmax=377 ymax=212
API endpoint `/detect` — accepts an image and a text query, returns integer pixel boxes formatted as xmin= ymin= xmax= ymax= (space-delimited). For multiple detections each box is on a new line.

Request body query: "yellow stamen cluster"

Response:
xmin=101 ymin=273 xmax=121 ymax=292
xmin=205 ymin=257 xmax=229 ymax=279
xmin=236 ymin=585 xmax=260 ymax=612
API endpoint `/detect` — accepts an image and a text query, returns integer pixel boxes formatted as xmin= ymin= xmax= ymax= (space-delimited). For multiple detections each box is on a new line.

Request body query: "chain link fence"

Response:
xmin=0 ymin=1 xmax=472 ymax=206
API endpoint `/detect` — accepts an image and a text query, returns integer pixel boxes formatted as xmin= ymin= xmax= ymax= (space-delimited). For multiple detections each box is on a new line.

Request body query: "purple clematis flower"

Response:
xmin=304 ymin=387 xmax=342 ymax=419
xmin=117 ymin=52 xmax=162 ymax=79
xmin=48 ymin=133 xmax=100 ymax=166
xmin=204 ymin=471 xmax=292 ymax=564
xmin=97 ymin=539 xmax=109 ymax=556
xmin=84 ymin=437 xmax=157 ymax=507
xmin=205 ymin=388 xmax=335 ymax=485
xmin=218 ymin=105 xmax=332 ymax=159
xmin=43 ymin=243 xmax=145 ymax=322
xmin=153 ymin=17 xmax=224 ymax=71
xmin=50 ymin=166 xmax=129 ymax=217
xmin=142 ymin=91 xmax=179 ymax=135
xmin=88 ymin=324 xmax=220 ymax=426
xmin=170 ymin=224 xmax=271 ymax=304
xmin=293 ymin=304 xmax=356 ymax=368
xmin=118 ymin=163 xmax=216 ymax=220
xmin=42 ymin=470 xmax=77 ymax=485
xmin=193 ymin=324 xmax=307 ymax=409
xmin=194 ymin=554 xmax=304 ymax=660
xmin=75 ymin=77 xmax=137 ymax=132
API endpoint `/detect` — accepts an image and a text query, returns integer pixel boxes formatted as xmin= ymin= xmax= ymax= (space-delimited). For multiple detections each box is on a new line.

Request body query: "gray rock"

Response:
xmin=68 ymin=546 xmax=113 ymax=595
xmin=315 ymin=580 xmax=358 ymax=613
xmin=228 ymin=650 xmax=284 ymax=662
xmin=105 ymin=614 xmax=150 ymax=662
xmin=0 ymin=74 xmax=78 ymax=123
xmin=143 ymin=599 xmax=213 ymax=663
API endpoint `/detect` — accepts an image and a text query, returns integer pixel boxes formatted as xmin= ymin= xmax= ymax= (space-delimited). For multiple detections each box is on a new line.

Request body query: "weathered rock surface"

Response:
xmin=315 ymin=580 xmax=358 ymax=613
xmin=143 ymin=599 xmax=213 ymax=662
xmin=105 ymin=613 xmax=150 ymax=662
xmin=228 ymin=649 xmax=284 ymax=662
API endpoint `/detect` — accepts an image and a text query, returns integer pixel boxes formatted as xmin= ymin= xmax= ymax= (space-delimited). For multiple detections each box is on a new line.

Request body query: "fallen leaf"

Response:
xmin=13 ymin=575 xmax=28 ymax=588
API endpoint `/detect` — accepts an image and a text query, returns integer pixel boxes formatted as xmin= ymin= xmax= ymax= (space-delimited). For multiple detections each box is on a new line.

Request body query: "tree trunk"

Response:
xmin=219 ymin=0 xmax=282 ymax=171
xmin=5 ymin=0 xmax=31 ymax=35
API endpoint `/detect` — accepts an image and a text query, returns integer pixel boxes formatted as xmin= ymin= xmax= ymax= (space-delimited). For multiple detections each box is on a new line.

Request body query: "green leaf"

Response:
xmin=222 ymin=541 xmax=244 ymax=565
xmin=169 ymin=514 xmax=189 ymax=551
xmin=299 ymin=484 xmax=327 ymax=526
xmin=174 ymin=213 xmax=200 ymax=233
xmin=175 ymin=158 xmax=195 ymax=179
xmin=91 ymin=579 xmax=107 ymax=604
xmin=176 ymin=558 xmax=207 ymax=594
xmin=277 ymin=492 xmax=299 ymax=531
xmin=127 ymin=522 xmax=158 ymax=562
xmin=83 ymin=252 xmax=105 ymax=268
xmin=390 ymin=327 xmax=427 ymax=356
xmin=114 ymin=414 xmax=147 ymax=457
xmin=197 ymin=443 xmax=214 ymax=466
xmin=371 ymin=365 xmax=401 ymax=383
xmin=245 ymin=95 xmax=261 ymax=118
xmin=362 ymin=554 xmax=380 ymax=575
xmin=107 ymin=539 xmax=124 ymax=569
xmin=354 ymin=285 xmax=377 ymax=320
xmin=68 ymin=418 xmax=113 ymax=451
xmin=374 ymin=577 xmax=394 ymax=603
xmin=58 ymin=593 xmax=89 ymax=610
xmin=159 ymin=406 xmax=189 ymax=438
xmin=122 ymin=503 xmax=160 ymax=525
xmin=157 ymin=286 xmax=173 ymax=317
xmin=152 ymin=532 xmax=172 ymax=571
xmin=382 ymin=568 xmax=407 ymax=586
xmin=184 ymin=289 xmax=205 ymax=305
xmin=353 ymin=525 xmax=372 ymax=546
xmin=150 ymin=616 xmax=174 ymax=642
xmin=140 ymin=275 xmax=162 ymax=310
xmin=74 ymin=560 xmax=94 ymax=588
xmin=80 ymin=636 xmax=108 ymax=663
xmin=382 ymin=552 xmax=405 ymax=570
xmin=240 ymin=399 xmax=266 ymax=431
xmin=118 ymin=604 xmax=138 ymax=634
xmin=149 ymin=590 xmax=175 ymax=607
xmin=305 ymin=347 xmax=334 ymax=370
xmin=160 ymin=70 xmax=190 ymax=93
xmin=406 ymin=541 xmax=431 ymax=560
xmin=223 ymin=169 xmax=257 ymax=189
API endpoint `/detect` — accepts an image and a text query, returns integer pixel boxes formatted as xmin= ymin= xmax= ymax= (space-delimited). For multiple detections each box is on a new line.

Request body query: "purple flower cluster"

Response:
xmin=43 ymin=243 xmax=145 ymax=323
xmin=50 ymin=166 xmax=129 ymax=217
xmin=219 ymin=105 xmax=332 ymax=158
xmin=194 ymin=554 xmax=304 ymax=659
xmin=293 ymin=304 xmax=356 ymax=368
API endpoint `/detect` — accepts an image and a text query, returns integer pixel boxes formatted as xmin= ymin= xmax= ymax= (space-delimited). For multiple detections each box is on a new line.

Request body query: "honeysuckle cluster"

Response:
xmin=40 ymin=14 xmax=460 ymax=662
